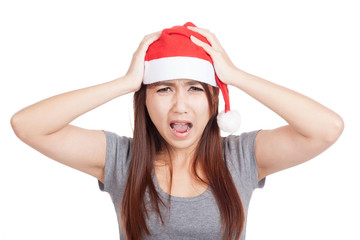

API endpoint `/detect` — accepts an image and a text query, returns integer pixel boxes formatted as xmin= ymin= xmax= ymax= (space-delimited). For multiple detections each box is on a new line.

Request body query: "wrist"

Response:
xmin=112 ymin=76 xmax=139 ymax=96
xmin=228 ymin=68 xmax=251 ymax=87
xmin=224 ymin=67 xmax=244 ymax=87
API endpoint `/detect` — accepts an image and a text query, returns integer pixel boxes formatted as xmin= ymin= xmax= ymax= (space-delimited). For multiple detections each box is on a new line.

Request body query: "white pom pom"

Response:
xmin=217 ymin=110 xmax=241 ymax=133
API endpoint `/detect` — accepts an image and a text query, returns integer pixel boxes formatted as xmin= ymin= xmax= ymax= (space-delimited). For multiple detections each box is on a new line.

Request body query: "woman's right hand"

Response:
xmin=124 ymin=31 xmax=161 ymax=92
xmin=10 ymin=31 xmax=162 ymax=183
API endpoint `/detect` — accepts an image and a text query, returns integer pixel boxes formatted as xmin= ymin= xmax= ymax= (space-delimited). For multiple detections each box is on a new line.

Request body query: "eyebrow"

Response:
xmin=153 ymin=80 xmax=202 ymax=87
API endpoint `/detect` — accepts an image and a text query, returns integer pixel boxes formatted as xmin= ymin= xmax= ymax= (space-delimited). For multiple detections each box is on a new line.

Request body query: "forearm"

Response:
xmin=11 ymin=76 xmax=135 ymax=137
xmin=231 ymin=69 xmax=344 ymax=141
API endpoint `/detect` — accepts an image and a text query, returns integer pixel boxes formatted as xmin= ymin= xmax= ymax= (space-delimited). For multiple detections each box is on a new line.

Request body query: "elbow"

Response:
xmin=10 ymin=112 xmax=30 ymax=141
xmin=323 ymin=114 xmax=344 ymax=144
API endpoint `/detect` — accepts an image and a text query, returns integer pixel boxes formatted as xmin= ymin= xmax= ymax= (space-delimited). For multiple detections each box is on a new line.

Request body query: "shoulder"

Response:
xmin=222 ymin=130 xmax=264 ymax=189
xmin=103 ymin=130 xmax=132 ymax=143
xmin=99 ymin=130 xmax=133 ymax=193
xmin=222 ymin=130 xmax=260 ymax=155
xmin=102 ymin=130 xmax=133 ymax=172
xmin=103 ymin=130 xmax=133 ymax=152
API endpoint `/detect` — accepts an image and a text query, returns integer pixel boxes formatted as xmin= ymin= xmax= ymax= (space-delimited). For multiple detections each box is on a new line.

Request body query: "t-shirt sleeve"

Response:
xmin=98 ymin=130 xmax=132 ymax=199
xmin=224 ymin=130 xmax=265 ymax=190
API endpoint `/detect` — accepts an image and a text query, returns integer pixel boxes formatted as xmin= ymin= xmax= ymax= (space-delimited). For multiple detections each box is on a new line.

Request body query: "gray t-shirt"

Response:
xmin=98 ymin=130 xmax=265 ymax=239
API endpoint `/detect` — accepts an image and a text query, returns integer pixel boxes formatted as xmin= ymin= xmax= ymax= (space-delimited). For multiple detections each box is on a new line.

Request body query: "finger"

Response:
xmin=147 ymin=31 xmax=162 ymax=43
xmin=187 ymin=26 xmax=221 ymax=49
xmin=190 ymin=35 xmax=215 ymax=55
xmin=135 ymin=31 xmax=161 ymax=58
xmin=140 ymin=31 xmax=161 ymax=51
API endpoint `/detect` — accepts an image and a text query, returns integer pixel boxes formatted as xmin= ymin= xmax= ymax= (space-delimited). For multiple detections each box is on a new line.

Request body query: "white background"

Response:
xmin=1 ymin=0 xmax=359 ymax=239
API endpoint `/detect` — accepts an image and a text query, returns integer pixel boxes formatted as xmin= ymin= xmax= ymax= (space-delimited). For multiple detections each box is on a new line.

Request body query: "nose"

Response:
xmin=172 ymin=89 xmax=189 ymax=114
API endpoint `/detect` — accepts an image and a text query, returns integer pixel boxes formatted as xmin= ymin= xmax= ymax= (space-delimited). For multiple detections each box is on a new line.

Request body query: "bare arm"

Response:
xmin=189 ymin=26 xmax=344 ymax=180
xmin=11 ymin=77 xmax=134 ymax=182
xmin=230 ymin=70 xmax=344 ymax=180
xmin=11 ymin=32 xmax=161 ymax=183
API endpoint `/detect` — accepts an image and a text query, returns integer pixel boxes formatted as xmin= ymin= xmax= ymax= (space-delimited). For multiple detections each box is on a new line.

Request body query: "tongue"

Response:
xmin=172 ymin=124 xmax=188 ymax=133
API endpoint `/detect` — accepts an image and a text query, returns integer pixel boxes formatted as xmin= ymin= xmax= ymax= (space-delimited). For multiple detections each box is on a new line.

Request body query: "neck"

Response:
xmin=155 ymin=146 xmax=196 ymax=170
xmin=154 ymin=146 xmax=208 ymax=185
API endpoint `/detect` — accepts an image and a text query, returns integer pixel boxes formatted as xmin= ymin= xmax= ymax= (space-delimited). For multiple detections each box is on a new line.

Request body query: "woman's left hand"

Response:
xmin=189 ymin=26 xmax=344 ymax=183
xmin=187 ymin=26 xmax=239 ymax=86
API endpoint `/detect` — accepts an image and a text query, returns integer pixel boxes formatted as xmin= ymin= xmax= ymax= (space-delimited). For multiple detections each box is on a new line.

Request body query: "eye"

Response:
xmin=189 ymin=86 xmax=204 ymax=92
xmin=157 ymin=87 xmax=171 ymax=93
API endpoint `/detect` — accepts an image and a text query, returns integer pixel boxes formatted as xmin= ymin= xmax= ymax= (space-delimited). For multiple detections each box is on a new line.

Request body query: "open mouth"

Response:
xmin=170 ymin=122 xmax=193 ymax=133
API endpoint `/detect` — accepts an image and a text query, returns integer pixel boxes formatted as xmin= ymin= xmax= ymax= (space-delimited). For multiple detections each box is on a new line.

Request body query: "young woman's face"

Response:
xmin=146 ymin=79 xmax=211 ymax=154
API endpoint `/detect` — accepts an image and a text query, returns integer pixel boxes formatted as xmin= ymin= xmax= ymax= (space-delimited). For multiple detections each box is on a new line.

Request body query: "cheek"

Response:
xmin=146 ymin=96 xmax=168 ymax=127
xmin=198 ymin=97 xmax=211 ymax=116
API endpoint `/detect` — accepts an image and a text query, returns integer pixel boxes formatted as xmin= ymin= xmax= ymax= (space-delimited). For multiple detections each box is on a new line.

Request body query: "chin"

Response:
xmin=165 ymin=136 xmax=199 ymax=153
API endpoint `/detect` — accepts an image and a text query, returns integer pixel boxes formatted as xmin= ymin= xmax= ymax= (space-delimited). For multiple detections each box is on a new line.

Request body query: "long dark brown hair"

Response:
xmin=121 ymin=82 xmax=245 ymax=239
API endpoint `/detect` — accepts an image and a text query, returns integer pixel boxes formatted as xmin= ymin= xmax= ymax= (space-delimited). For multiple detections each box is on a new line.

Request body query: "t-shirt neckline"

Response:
xmin=151 ymin=169 xmax=211 ymax=202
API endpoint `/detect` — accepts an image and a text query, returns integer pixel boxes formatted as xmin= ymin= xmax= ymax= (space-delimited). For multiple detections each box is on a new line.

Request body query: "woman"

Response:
xmin=11 ymin=22 xmax=344 ymax=239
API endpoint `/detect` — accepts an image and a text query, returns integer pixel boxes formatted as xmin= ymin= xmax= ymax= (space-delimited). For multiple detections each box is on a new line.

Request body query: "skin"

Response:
xmin=145 ymin=79 xmax=213 ymax=197
xmin=10 ymin=32 xmax=162 ymax=183
xmin=188 ymin=26 xmax=344 ymax=180
xmin=10 ymin=27 xmax=344 ymax=191
xmin=146 ymin=79 xmax=211 ymax=168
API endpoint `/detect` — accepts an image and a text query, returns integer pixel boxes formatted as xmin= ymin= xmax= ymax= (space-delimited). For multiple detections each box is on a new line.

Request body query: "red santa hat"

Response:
xmin=143 ymin=22 xmax=240 ymax=133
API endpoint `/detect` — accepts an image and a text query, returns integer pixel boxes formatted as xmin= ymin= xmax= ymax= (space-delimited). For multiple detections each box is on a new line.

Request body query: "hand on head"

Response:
xmin=187 ymin=26 xmax=239 ymax=86
xmin=125 ymin=31 xmax=161 ymax=92
xmin=125 ymin=24 xmax=239 ymax=93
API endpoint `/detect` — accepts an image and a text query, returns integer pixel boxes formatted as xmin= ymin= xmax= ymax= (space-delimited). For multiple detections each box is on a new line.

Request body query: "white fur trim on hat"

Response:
xmin=144 ymin=56 xmax=217 ymax=87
